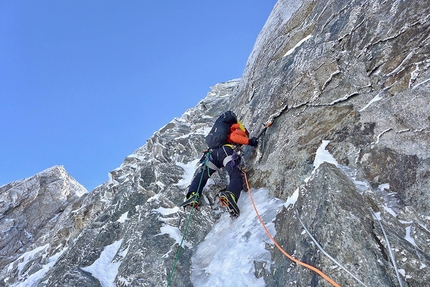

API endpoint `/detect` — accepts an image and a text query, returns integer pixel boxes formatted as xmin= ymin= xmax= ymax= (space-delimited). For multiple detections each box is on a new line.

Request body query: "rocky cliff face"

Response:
xmin=0 ymin=166 xmax=86 ymax=279
xmin=234 ymin=0 xmax=430 ymax=285
xmin=1 ymin=0 xmax=429 ymax=286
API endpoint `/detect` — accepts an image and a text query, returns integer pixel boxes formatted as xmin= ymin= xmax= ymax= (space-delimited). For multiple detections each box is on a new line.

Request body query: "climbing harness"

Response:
xmin=222 ymin=144 xmax=241 ymax=168
xmin=197 ymin=150 xmax=215 ymax=172
xmin=242 ymin=171 xmax=341 ymax=287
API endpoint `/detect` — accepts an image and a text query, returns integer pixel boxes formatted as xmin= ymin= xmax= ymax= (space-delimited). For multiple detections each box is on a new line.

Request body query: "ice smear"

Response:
xmin=359 ymin=93 xmax=383 ymax=112
xmin=313 ymin=140 xmax=339 ymax=171
xmin=405 ymin=226 xmax=417 ymax=247
xmin=16 ymin=244 xmax=49 ymax=274
xmin=191 ymin=188 xmax=285 ymax=287
xmin=117 ymin=211 xmax=129 ymax=223
xmin=284 ymin=35 xmax=313 ymax=57
xmin=81 ymin=239 xmax=124 ymax=287
xmin=156 ymin=225 xmax=191 ymax=248
xmin=376 ymin=183 xmax=403 ymax=216
xmin=284 ymin=187 xmax=299 ymax=209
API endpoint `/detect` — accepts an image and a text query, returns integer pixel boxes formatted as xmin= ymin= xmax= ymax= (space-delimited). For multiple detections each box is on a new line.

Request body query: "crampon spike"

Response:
xmin=219 ymin=197 xmax=229 ymax=207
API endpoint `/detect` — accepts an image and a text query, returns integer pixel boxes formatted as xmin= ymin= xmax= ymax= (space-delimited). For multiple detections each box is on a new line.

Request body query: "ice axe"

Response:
xmin=241 ymin=119 xmax=274 ymax=171
xmin=256 ymin=120 xmax=274 ymax=139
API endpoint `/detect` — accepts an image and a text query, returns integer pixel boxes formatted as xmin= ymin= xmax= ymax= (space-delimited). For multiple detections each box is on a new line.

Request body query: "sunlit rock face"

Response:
xmin=1 ymin=0 xmax=429 ymax=286
xmin=0 ymin=166 xmax=86 ymax=276
xmin=232 ymin=0 xmax=430 ymax=285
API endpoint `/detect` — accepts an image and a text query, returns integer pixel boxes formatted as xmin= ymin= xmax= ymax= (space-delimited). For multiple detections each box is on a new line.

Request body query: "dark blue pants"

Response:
xmin=188 ymin=146 xmax=243 ymax=200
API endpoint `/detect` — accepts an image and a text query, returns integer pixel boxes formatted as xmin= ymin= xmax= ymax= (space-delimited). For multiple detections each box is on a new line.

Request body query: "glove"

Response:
xmin=248 ymin=137 xmax=259 ymax=147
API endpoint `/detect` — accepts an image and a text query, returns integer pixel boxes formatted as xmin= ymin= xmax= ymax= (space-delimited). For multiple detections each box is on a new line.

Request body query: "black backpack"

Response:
xmin=205 ymin=111 xmax=237 ymax=148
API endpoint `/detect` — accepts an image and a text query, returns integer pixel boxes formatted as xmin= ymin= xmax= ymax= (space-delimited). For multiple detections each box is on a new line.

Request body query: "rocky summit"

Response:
xmin=1 ymin=0 xmax=429 ymax=286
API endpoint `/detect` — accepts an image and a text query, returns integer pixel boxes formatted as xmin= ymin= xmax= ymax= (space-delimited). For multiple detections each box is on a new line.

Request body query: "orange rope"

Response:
xmin=242 ymin=171 xmax=341 ymax=287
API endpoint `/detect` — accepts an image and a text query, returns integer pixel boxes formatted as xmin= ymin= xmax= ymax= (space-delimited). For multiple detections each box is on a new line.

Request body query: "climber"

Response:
xmin=181 ymin=111 xmax=258 ymax=217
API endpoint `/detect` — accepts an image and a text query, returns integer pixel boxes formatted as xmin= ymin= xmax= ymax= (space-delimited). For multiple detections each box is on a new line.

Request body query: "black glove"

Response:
xmin=248 ymin=137 xmax=259 ymax=146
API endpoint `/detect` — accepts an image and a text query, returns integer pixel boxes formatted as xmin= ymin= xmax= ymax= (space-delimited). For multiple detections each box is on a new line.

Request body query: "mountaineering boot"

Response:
xmin=219 ymin=191 xmax=240 ymax=217
xmin=180 ymin=192 xmax=200 ymax=209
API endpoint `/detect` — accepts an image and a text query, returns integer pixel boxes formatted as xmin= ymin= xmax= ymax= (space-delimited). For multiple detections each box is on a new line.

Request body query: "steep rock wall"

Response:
xmin=231 ymin=0 xmax=430 ymax=286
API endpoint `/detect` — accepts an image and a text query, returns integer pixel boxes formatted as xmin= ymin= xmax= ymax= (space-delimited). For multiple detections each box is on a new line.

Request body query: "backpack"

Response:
xmin=205 ymin=111 xmax=237 ymax=148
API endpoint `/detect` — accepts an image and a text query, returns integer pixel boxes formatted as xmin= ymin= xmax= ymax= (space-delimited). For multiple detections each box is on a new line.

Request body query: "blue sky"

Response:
xmin=0 ymin=1 xmax=276 ymax=190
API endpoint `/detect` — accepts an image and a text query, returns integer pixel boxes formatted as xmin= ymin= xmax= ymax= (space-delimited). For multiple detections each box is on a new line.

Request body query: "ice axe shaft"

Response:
xmin=256 ymin=121 xmax=273 ymax=139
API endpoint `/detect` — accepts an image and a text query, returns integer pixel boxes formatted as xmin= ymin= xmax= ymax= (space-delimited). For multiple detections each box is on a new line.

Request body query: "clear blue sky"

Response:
xmin=0 ymin=1 xmax=276 ymax=190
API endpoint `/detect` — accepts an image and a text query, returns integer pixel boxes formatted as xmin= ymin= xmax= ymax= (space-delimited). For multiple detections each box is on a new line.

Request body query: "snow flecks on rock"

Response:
xmin=175 ymin=159 xmax=200 ymax=188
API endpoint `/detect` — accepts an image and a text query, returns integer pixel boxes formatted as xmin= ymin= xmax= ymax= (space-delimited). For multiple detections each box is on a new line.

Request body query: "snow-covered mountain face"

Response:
xmin=1 ymin=0 xmax=429 ymax=286
xmin=0 ymin=166 xmax=87 ymax=282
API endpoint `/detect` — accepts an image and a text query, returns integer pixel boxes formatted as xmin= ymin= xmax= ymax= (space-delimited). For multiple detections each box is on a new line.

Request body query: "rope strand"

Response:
xmin=166 ymin=206 xmax=195 ymax=286
xmin=295 ymin=210 xmax=368 ymax=287
xmin=166 ymin=156 xmax=207 ymax=287
xmin=242 ymin=171 xmax=341 ymax=287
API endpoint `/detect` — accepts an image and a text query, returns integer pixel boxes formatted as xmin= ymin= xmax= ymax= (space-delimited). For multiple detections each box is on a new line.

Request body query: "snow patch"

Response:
xmin=81 ymin=239 xmax=124 ymax=287
xmin=374 ymin=128 xmax=392 ymax=144
xmin=383 ymin=203 xmax=398 ymax=218
xmin=17 ymin=244 xmax=49 ymax=274
xmin=412 ymin=77 xmax=430 ymax=89
xmin=379 ymin=183 xmax=390 ymax=191
xmin=153 ymin=206 xmax=180 ymax=216
xmin=156 ymin=225 xmax=190 ymax=248
xmin=11 ymin=247 xmax=67 ymax=287
xmin=284 ymin=35 xmax=312 ymax=57
xmin=314 ymin=140 xmax=339 ymax=170
xmin=304 ymin=140 xmax=339 ymax=183
xmin=117 ymin=211 xmax=129 ymax=223
xmin=284 ymin=187 xmax=299 ymax=209
xmin=147 ymin=193 xmax=162 ymax=202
